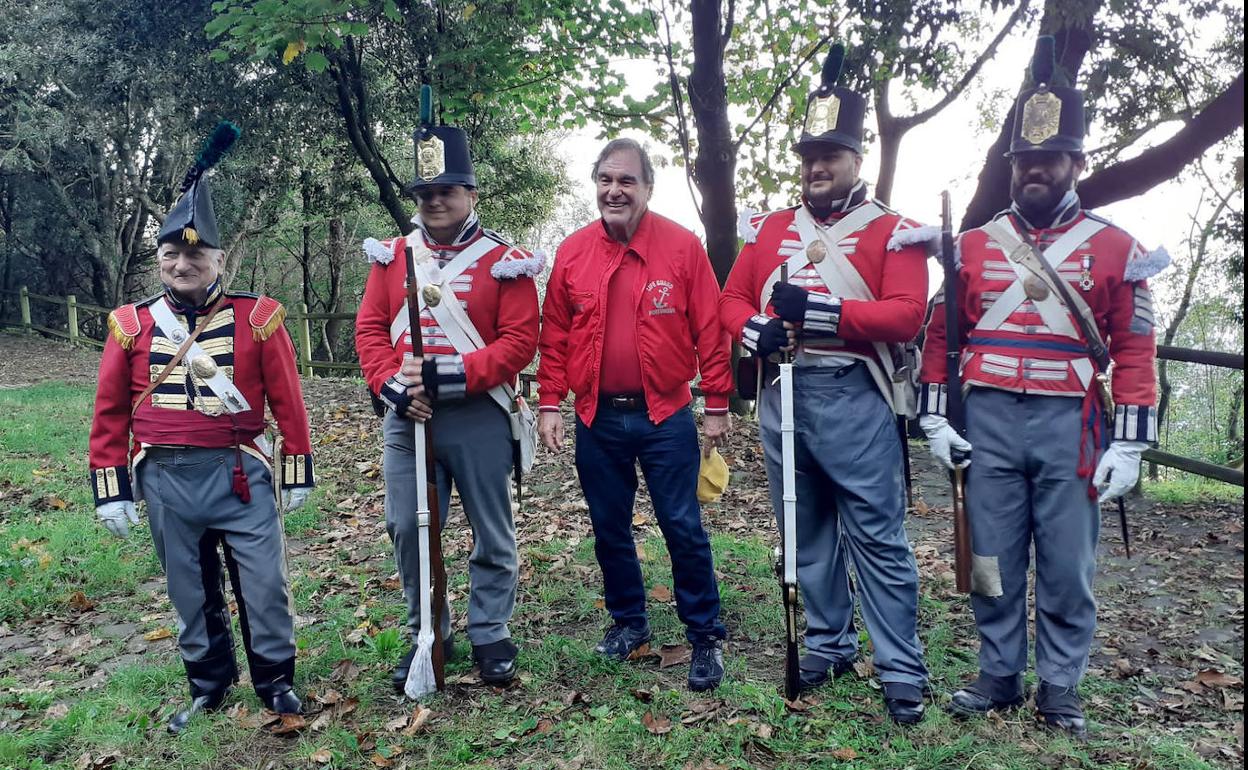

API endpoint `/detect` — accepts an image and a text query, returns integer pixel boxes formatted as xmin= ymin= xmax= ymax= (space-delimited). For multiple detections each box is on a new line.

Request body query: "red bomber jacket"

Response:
xmin=88 ymin=289 xmax=313 ymax=506
xmin=537 ymin=211 xmax=733 ymax=427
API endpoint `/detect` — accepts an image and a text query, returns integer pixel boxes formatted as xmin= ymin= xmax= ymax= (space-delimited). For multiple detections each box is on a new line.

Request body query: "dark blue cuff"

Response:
xmin=90 ymin=465 xmax=133 ymax=506
xmin=423 ymin=355 xmax=467 ymax=401
xmin=280 ymin=453 xmax=315 ymax=488
xmin=1112 ymin=404 xmax=1158 ymax=444
xmin=917 ymin=383 xmax=948 ymax=417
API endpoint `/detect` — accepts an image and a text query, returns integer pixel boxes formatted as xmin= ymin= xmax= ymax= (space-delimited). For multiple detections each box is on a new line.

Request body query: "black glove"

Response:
xmin=377 ymin=373 xmax=415 ymax=417
xmin=743 ymin=315 xmax=790 ymax=359
xmin=770 ymin=281 xmax=809 ymax=324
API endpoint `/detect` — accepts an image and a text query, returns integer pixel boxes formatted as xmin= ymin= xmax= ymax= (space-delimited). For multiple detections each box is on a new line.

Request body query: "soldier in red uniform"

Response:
xmin=918 ymin=38 xmax=1168 ymax=737
xmin=719 ymin=45 xmax=933 ymax=724
xmin=355 ymin=115 xmax=541 ymax=690
xmin=89 ymin=123 xmax=313 ymax=732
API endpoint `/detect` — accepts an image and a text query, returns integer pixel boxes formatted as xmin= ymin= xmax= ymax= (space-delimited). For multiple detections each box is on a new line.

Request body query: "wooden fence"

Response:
xmin=1 ymin=286 xmax=1241 ymax=484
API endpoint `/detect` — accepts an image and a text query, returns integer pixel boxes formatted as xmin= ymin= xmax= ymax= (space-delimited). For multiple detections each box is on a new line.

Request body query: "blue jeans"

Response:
xmin=575 ymin=405 xmax=727 ymax=643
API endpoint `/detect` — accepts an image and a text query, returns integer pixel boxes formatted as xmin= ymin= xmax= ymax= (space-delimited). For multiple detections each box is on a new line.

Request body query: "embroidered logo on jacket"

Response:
xmin=646 ymin=280 xmax=676 ymax=316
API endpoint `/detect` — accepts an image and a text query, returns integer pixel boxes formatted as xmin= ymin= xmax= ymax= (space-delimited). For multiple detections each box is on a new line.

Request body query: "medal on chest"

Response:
xmin=1078 ymin=254 xmax=1095 ymax=291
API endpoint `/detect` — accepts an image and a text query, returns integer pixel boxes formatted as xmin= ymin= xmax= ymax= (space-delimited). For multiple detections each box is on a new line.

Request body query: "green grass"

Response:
xmin=0 ymin=381 xmax=1232 ymax=769
xmin=1144 ymin=475 xmax=1242 ymax=504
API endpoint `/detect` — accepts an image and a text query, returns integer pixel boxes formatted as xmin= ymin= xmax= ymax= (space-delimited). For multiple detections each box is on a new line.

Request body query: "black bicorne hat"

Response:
xmin=157 ymin=121 xmax=241 ymax=248
xmin=793 ymin=44 xmax=867 ymax=155
xmin=1007 ymin=36 xmax=1086 ymax=156
xmin=412 ymin=85 xmax=477 ymax=189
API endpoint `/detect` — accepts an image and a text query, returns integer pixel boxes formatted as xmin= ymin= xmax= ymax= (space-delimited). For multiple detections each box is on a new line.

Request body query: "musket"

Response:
xmin=774 ymin=264 xmax=801 ymax=701
xmin=940 ymin=191 xmax=973 ymax=594
xmin=404 ymin=243 xmax=448 ymax=696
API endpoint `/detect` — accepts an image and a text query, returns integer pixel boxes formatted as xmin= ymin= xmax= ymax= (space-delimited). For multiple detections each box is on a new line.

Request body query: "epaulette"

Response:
xmin=886 ymin=219 xmax=941 ymax=253
xmin=249 ymin=295 xmax=287 ymax=341
xmin=362 ymin=236 xmax=402 ymax=265
xmin=107 ymin=304 xmax=142 ymax=350
xmin=1082 ymin=212 xmax=1171 ymax=281
xmin=737 ymin=206 xmax=796 ymax=243
xmin=491 ymin=246 xmax=547 ymax=280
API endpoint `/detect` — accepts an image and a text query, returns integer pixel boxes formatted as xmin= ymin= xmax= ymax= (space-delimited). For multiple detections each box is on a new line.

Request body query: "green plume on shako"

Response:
xmin=157 ymin=120 xmax=242 ymax=249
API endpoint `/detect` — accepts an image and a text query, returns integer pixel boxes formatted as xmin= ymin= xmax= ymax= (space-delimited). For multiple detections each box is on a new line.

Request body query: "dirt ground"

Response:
xmin=1 ymin=330 xmax=1242 ymax=765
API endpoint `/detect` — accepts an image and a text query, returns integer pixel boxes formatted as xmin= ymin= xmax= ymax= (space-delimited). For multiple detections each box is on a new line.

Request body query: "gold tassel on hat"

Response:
xmin=182 ymin=227 xmax=199 ymax=245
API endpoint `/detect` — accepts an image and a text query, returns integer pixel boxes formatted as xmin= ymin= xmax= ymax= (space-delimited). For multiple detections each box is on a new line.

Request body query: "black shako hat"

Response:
xmin=412 ymin=84 xmax=477 ymax=189
xmin=1007 ymin=36 xmax=1086 ymax=155
xmin=793 ymin=43 xmax=867 ymax=155
xmin=157 ymin=121 xmax=241 ymax=248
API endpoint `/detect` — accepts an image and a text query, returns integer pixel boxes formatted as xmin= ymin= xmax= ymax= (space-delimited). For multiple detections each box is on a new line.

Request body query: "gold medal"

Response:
xmin=190 ymin=355 xmax=219 ymax=380
xmin=807 ymin=241 xmax=827 ymax=264
xmin=422 ymin=284 xmax=442 ymax=307
xmin=1020 ymin=89 xmax=1062 ymax=146
xmin=1023 ymin=276 xmax=1050 ymax=301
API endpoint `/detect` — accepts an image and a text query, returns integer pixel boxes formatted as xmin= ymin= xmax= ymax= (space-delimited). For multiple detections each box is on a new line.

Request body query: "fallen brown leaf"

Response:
xmin=649 ymin=585 xmax=673 ymax=602
xmin=656 ymin=644 xmax=690 ymax=669
xmin=68 ymin=591 xmax=95 ymax=612
xmin=1196 ymin=669 xmax=1243 ymax=689
xmin=401 ymin=706 xmax=433 ymax=736
xmin=642 ymin=711 xmax=672 ymax=735
xmin=143 ymin=628 xmax=173 ymax=642
xmin=330 ymin=659 xmax=361 ymax=683
xmin=310 ymin=749 xmax=333 ymax=764
xmin=832 ymin=747 xmax=858 ymax=760
xmin=270 ymin=713 xmax=307 ymax=735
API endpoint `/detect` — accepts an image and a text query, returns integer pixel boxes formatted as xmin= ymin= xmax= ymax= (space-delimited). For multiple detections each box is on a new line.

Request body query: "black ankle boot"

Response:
xmin=473 ymin=638 xmax=518 ymax=686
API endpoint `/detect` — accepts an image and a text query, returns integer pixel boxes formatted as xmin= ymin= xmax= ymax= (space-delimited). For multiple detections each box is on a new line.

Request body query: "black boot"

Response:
xmin=392 ymin=634 xmax=457 ymax=693
xmin=797 ymin=654 xmax=856 ymax=692
xmin=948 ymin=672 xmax=1026 ymax=718
xmin=169 ymin=653 xmax=235 ymax=734
xmin=883 ymin=682 xmax=926 ymax=726
xmin=252 ymin=657 xmax=301 ymax=714
xmin=1036 ymin=681 xmax=1087 ymax=739
xmin=473 ymin=638 xmax=519 ymax=686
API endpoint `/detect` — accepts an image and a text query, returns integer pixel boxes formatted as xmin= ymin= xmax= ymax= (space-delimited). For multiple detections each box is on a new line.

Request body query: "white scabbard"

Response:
xmin=779 ymin=362 xmax=797 ymax=585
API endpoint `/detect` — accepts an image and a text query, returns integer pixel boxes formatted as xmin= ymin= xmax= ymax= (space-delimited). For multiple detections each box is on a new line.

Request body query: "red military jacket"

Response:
xmin=918 ymin=201 xmax=1166 ymax=443
xmin=88 ymin=286 xmax=314 ymax=506
xmin=719 ymin=197 xmax=932 ymax=374
xmin=537 ymin=211 xmax=733 ymax=427
xmin=354 ymin=221 xmax=541 ymax=398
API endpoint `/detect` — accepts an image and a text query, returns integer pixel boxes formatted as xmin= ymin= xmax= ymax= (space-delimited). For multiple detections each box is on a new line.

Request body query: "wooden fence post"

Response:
xmin=66 ymin=294 xmax=79 ymax=342
xmin=19 ymin=286 xmax=31 ymax=329
xmin=297 ymin=302 xmax=314 ymax=377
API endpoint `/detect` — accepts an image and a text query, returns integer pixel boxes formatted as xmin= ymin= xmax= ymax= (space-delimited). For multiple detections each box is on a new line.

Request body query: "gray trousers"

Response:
xmin=383 ymin=397 xmax=517 ymax=647
xmin=759 ymin=364 xmax=928 ymax=688
xmin=965 ymin=388 xmax=1099 ymax=688
xmin=140 ymin=447 xmax=295 ymax=665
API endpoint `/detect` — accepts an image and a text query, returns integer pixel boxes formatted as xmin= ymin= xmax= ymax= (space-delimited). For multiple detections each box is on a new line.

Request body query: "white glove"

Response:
xmin=281 ymin=487 xmax=312 ymax=512
xmin=920 ymin=414 xmax=973 ymax=470
xmin=1093 ymin=441 xmax=1148 ymax=503
xmin=97 ymin=501 xmax=139 ymax=538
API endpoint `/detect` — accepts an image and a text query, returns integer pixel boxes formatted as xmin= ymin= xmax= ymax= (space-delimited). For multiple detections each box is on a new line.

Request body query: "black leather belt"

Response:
xmin=601 ymin=394 xmax=646 ymax=410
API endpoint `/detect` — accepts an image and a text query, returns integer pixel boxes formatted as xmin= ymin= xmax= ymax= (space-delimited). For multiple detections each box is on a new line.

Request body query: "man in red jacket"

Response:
xmin=719 ymin=45 xmax=931 ymax=724
xmin=89 ymin=124 xmax=312 ymax=732
xmin=918 ymin=38 xmax=1167 ymax=738
xmin=537 ymin=138 xmax=732 ymax=691
xmin=355 ymin=118 xmax=541 ymax=689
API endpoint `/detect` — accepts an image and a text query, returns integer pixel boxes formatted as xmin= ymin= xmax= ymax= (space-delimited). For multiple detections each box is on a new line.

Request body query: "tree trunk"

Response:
xmin=688 ymin=0 xmax=738 ymax=287
xmin=323 ymin=215 xmax=348 ymax=361
xmin=1079 ymin=71 xmax=1245 ymax=209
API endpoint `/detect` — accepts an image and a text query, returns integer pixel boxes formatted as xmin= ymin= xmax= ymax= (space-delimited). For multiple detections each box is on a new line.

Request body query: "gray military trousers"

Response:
xmin=382 ymin=396 xmax=517 ymax=647
xmin=759 ymin=364 xmax=928 ymax=689
xmin=964 ymin=388 xmax=1099 ymax=688
xmin=140 ymin=447 xmax=295 ymax=665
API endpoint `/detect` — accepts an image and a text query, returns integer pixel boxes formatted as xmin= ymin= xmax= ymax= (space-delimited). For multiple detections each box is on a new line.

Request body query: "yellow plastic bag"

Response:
xmin=697 ymin=448 xmax=730 ymax=504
